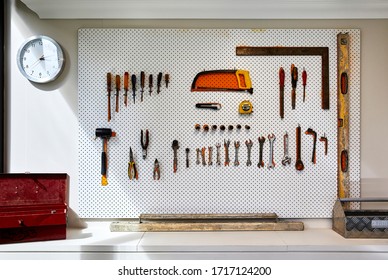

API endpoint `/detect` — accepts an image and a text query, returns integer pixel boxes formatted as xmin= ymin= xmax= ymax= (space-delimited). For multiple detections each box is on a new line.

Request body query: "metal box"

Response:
xmin=333 ymin=198 xmax=388 ymax=238
xmin=0 ymin=173 xmax=68 ymax=244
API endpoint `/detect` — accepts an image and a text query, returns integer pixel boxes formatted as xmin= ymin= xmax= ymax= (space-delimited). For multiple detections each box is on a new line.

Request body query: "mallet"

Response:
xmin=95 ymin=128 xmax=116 ymax=186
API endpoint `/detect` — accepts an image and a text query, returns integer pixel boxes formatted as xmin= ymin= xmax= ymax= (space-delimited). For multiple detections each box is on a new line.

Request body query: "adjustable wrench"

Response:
xmin=234 ymin=141 xmax=240 ymax=166
xmin=281 ymin=132 xmax=291 ymax=165
xmin=267 ymin=134 xmax=276 ymax=169
xmin=245 ymin=139 xmax=253 ymax=166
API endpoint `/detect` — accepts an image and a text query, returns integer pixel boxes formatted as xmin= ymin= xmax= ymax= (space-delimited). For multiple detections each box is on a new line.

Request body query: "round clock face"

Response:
xmin=16 ymin=35 xmax=65 ymax=83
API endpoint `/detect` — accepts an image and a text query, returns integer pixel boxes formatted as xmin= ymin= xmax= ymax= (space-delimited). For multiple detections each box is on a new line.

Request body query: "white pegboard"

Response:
xmin=78 ymin=29 xmax=361 ymax=218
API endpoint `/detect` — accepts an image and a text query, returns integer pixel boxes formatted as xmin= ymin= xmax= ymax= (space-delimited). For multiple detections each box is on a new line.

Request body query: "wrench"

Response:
xmin=245 ymin=139 xmax=253 ymax=166
xmin=281 ymin=132 xmax=291 ymax=165
xmin=215 ymin=143 xmax=221 ymax=166
xmin=267 ymin=134 xmax=276 ymax=169
xmin=258 ymin=136 xmax=265 ymax=168
xmin=208 ymin=146 xmax=213 ymax=166
xmin=196 ymin=148 xmax=200 ymax=165
xmin=201 ymin=147 xmax=206 ymax=166
xmin=224 ymin=139 xmax=231 ymax=166
xmin=234 ymin=141 xmax=240 ymax=166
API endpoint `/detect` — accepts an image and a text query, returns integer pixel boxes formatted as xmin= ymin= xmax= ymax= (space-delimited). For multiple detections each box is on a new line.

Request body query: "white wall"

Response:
xmin=6 ymin=0 xmax=388 ymax=214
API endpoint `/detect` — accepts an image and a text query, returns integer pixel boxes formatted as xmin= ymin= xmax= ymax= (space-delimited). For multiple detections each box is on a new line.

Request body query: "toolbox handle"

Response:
xmin=339 ymin=197 xmax=388 ymax=203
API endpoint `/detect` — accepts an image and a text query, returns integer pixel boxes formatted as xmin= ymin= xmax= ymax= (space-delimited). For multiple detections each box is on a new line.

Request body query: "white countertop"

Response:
xmin=1 ymin=220 xmax=388 ymax=260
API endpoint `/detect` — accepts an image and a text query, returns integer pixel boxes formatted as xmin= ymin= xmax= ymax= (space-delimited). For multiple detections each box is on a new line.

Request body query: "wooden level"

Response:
xmin=110 ymin=213 xmax=304 ymax=232
xmin=236 ymin=46 xmax=330 ymax=110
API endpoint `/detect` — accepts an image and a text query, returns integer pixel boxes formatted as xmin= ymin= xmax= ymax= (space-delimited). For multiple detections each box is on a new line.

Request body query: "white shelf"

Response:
xmin=1 ymin=221 xmax=388 ymax=260
xmin=20 ymin=0 xmax=388 ymax=19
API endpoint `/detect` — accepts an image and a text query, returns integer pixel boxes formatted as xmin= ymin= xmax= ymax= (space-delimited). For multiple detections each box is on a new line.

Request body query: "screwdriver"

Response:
xmin=131 ymin=74 xmax=136 ymax=104
xmin=165 ymin=73 xmax=170 ymax=88
xmin=157 ymin=72 xmax=162 ymax=94
xmin=302 ymin=67 xmax=307 ymax=102
xmin=149 ymin=74 xmax=153 ymax=96
xmin=106 ymin=72 xmax=112 ymax=122
xmin=140 ymin=71 xmax=145 ymax=102
xmin=123 ymin=72 xmax=129 ymax=107
xmin=291 ymin=64 xmax=298 ymax=110
xmin=115 ymin=74 xmax=120 ymax=112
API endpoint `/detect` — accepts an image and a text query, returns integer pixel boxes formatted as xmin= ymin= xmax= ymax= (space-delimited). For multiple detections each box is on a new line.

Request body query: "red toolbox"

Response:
xmin=0 ymin=173 xmax=68 ymax=244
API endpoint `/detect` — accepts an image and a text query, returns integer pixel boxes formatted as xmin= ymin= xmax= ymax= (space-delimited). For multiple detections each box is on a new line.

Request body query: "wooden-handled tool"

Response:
xmin=115 ymin=74 xmax=120 ymax=112
xmin=157 ymin=72 xmax=162 ymax=94
xmin=106 ymin=73 xmax=112 ymax=122
xmin=279 ymin=67 xmax=285 ymax=119
xmin=291 ymin=64 xmax=298 ymax=110
xmin=149 ymin=74 xmax=153 ymax=96
xmin=295 ymin=125 xmax=304 ymax=171
xmin=131 ymin=74 xmax=137 ymax=104
xmin=305 ymin=128 xmax=317 ymax=164
xmin=140 ymin=71 xmax=145 ymax=102
xmin=302 ymin=68 xmax=307 ymax=102
xmin=123 ymin=72 xmax=129 ymax=107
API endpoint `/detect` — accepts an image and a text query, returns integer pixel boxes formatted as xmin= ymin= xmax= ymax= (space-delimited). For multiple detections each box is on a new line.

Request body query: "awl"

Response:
xmin=302 ymin=67 xmax=307 ymax=102
xmin=123 ymin=72 xmax=129 ymax=107
xmin=115 ymin=74 xmax=120 ymax=112
xmin=291 ymin=64 xmax=298 ymax=110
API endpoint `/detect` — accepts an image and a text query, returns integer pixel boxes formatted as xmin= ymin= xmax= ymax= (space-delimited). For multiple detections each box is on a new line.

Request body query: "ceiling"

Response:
xmin=21 ymin=0 xmax=388 ymax=19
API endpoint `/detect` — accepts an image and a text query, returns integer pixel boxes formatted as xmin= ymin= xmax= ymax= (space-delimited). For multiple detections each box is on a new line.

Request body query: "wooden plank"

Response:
xmin=236 ymin=46 xmax=330 ymax=110
xmin=110 ymin=221 xmax=304 ymax=232
xmin=139 ymin=213 xmax=278 ymax=222
xmin=337 ymin=33 xmax=350 ymax=204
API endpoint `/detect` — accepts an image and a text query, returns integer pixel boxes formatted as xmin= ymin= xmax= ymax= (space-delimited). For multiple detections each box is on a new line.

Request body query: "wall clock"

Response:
xmin=16 ymin=35 xmax=65 ymax=83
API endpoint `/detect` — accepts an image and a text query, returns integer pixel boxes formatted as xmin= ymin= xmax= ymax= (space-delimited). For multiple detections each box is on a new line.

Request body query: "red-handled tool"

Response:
xmin=149 ymin=74 xmax=153 ymax=96
xmin=291 ymin=64 xmax=298 ymax=110
xmin=302 ymin=68 xmax=307 ymax=102
xmin=140 ymin=71 xmax=145 ymax=102
xmin=279 ymin=67 xmax=285 ymax=119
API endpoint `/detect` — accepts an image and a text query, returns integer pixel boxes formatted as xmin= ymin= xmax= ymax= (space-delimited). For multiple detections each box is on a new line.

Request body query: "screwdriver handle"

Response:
xmin=124 ymin=72 xmax=129 ymax=91
xmin=302 ymin=68 xmax=307 ymax=86
xmin=107 ymin=72 xmax=111 ymax=92
xmin=279 ymin=67 xmax=285 ymax=87
xmin=131 ymin=74 xmax=136 ymax=91
xmin=140 ymin=71 xmax=145 ymax=90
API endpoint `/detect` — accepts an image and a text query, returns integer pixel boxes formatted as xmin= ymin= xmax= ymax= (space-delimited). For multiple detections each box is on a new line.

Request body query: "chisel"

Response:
xmin=279 ymin=67 xmax=285 ymax=119
xmin=123 ymin=72 xmax=129 ymax=107
xmin=140 ymin=71 xmax=145 ymax=102
xmin=115 ymin=74 xmax=120 ymax=112
xmin=131 ymin=74 xmax=136 ymax=104
xmin=106 ymin=72 xmax=112 ymax=122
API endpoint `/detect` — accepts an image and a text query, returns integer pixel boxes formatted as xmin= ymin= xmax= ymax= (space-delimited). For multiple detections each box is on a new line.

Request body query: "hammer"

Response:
xmin=95 ymin=128 xmax=116 ymax=186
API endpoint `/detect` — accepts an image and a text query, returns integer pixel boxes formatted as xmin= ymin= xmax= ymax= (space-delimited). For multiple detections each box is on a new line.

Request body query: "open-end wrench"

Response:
xmin=172 ymin=140 xmax=179 ymax=173
xmin=245 ymin=139 xmax=253 ymax=166
xmin=196 ymin=148 xmax=200 ymax=165
xmin=224 ymin=139 xmax=230 ymax=166
xmin=258 ymin=136 xmax=265 ymax=168
xmin=267 ymin=134 xmax=276 ymax=169
xmin=201 ymin=147 xmax=206 ymax=166
xmin=281 ymin=132 xmax=291 ymax=165
xmin=234 ymin=141 xmax=240 ymax=166
xmin=215 ymin=143 xmax=221 ymax=166
xmin=208 ymin=146 xmax=213 ymax=166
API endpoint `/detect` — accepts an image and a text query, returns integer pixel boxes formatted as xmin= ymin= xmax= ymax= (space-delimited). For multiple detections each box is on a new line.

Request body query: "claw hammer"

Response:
xmin=95 ymin=128 xmax=116 ymax=186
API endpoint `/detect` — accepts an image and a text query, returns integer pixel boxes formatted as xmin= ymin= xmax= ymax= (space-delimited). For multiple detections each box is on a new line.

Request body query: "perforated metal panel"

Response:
xmin=78 ymin=29 xmax=360 ymax=218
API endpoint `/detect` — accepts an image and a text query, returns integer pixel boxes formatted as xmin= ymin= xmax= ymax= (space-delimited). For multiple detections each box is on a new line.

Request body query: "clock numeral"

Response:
xmin=30 ymin=70 xmax=34 ymax=75
xmin=31 ymin=43 xmax=35 ymax=48
xmin=23 ymin=57 xmax=26 ymax=61
xmin=39 ymin=73 xmax=42 ymax=77
xmin=25 ymin=65 xmax=29 ymax=69
xmin=47 ymin=71 xmax=50 ymax=76
xmin=39 ymin=40 xmax=43 ymax=45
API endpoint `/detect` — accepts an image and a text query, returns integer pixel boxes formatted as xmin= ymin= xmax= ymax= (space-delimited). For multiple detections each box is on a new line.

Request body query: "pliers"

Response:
xmin=153 ymin=159 xmax=160 ymax=180
xmin=141 ymin=129 xmax=149 ymax=159
xmin=128 ymin=148 xmax=138 ymax=180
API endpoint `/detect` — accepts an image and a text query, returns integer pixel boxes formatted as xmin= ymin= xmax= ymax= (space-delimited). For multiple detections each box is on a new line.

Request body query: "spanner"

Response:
xmin=234 ymin=141 xmax=240 ymax=166
xmin=201 ymin=147 xmax=206 ymax=166
xmin=281 ymin=132 xmax=291 ymax=165
xmin=245 ymin=139 xmax=253 ymax=166
xmin=196 ymin=148 xmax=200 ymax=165
xmin=224 ymin=139 xmax=231 ymax=166
xmin=215 ymin=143 xmax=221 ymax=166
xmin=258 ymin=136 xmax=265 ymax=168
xmin=267 ymin=134 xmax=276 ymax=169
xmin=208 ymin=146 xmax=213 ymax=166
